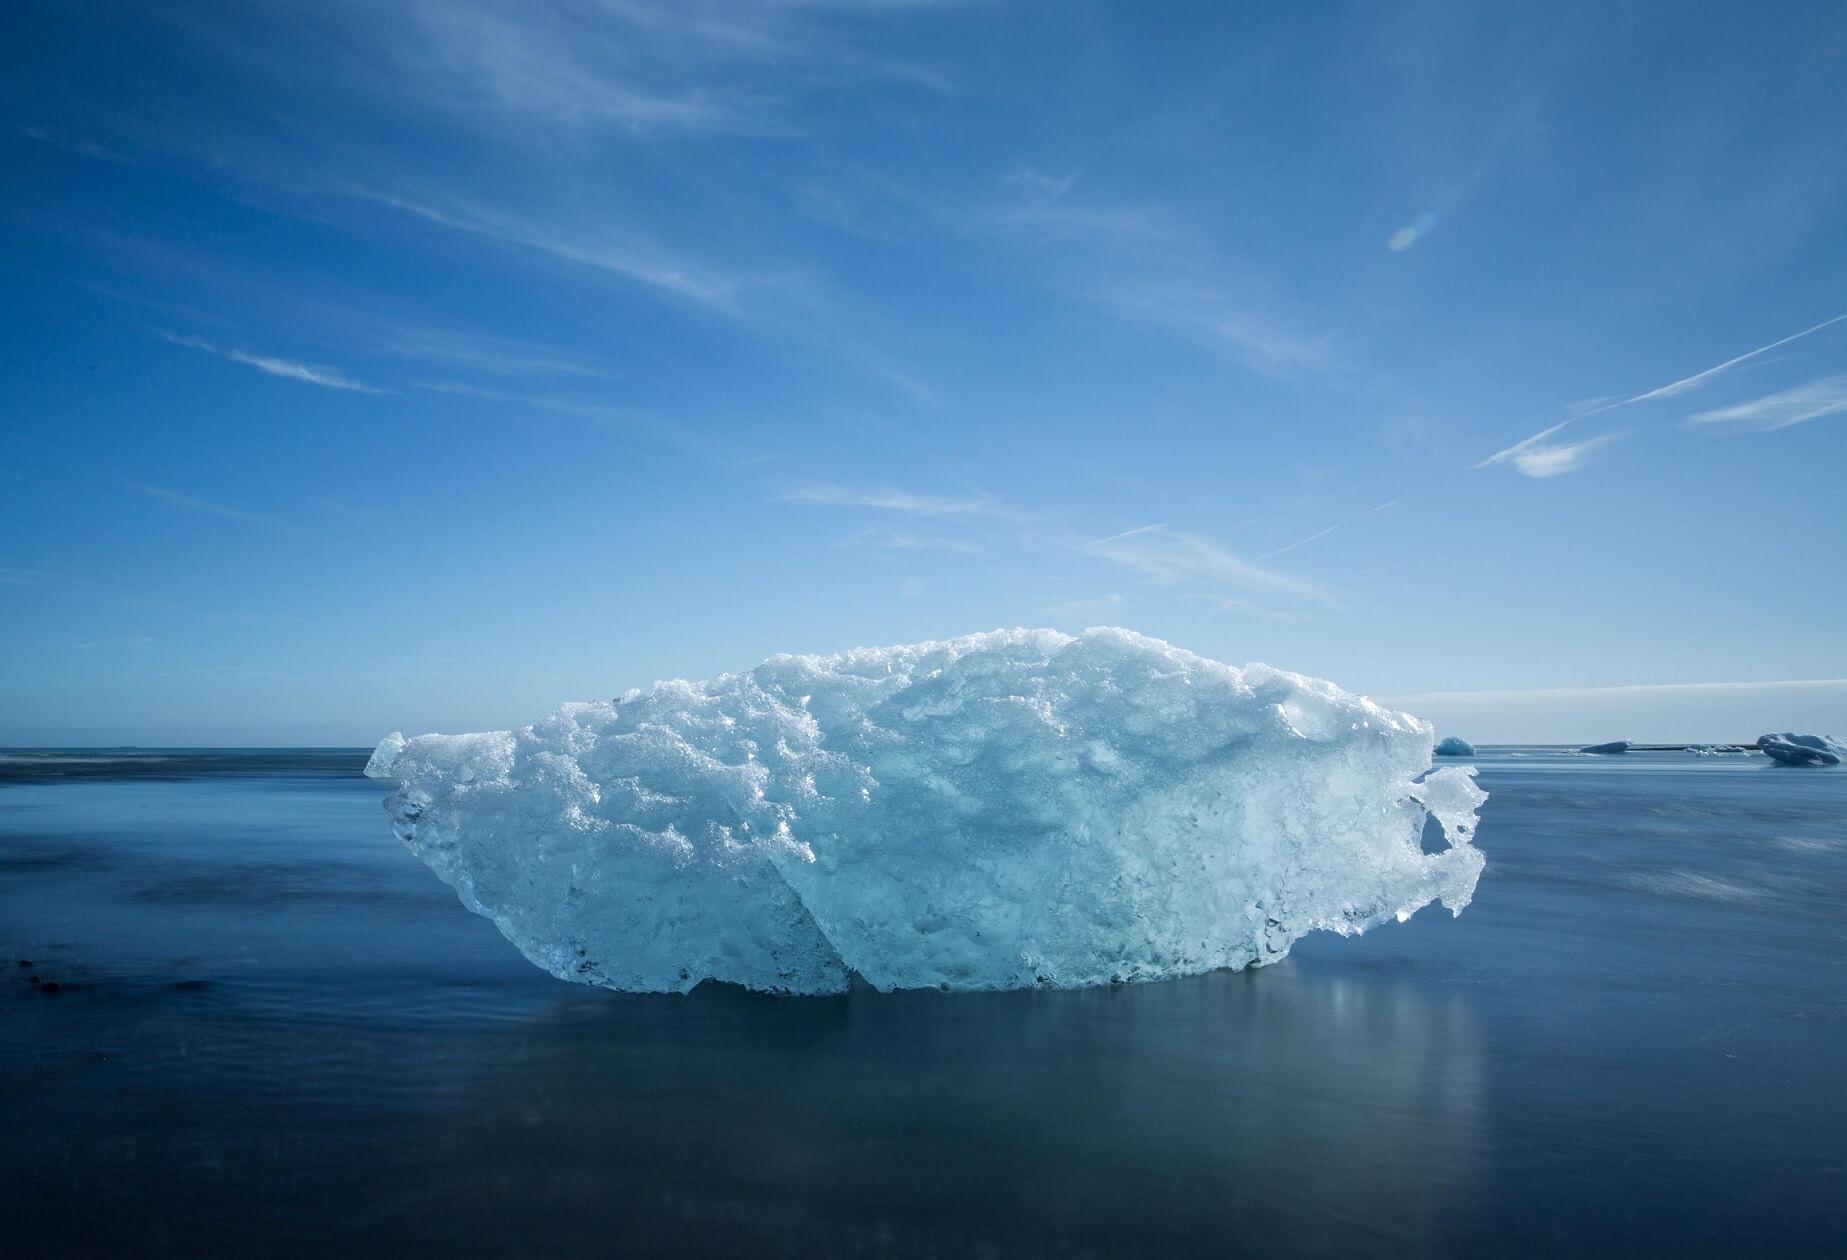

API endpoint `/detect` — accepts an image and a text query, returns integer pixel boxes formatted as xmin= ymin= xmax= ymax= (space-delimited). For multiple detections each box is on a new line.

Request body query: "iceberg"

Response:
xmin=1580 ymin=740 xmax=1632 ymax=755
xmin=1756 ymin=733 xmax=1845 ymax=767
xmin=370 ymin=628 xmax=1486 ymax=995
xmin=1433 ymin=736 xmax=1476 ymax=757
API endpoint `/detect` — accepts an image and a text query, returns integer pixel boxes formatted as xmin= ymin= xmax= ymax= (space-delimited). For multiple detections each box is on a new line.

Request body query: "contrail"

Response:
xmin=1477 ymin=311 xmax=1847 ymax=469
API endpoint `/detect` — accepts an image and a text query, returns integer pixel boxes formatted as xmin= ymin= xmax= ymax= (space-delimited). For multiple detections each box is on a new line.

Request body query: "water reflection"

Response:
xmin=373 ymin=965 xmax=1484 ymax=1255
xmin=7 ymin=750 xmax=1845 ymax=1256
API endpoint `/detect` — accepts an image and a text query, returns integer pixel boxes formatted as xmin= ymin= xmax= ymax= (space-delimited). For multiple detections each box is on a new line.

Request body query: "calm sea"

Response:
xmin=2 ymin=747 xmax=1843 ymax=1256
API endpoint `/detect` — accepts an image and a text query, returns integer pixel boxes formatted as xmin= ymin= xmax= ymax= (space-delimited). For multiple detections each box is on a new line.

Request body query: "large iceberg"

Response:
xmin=369 ymin=629 xmax=1486 ymax=995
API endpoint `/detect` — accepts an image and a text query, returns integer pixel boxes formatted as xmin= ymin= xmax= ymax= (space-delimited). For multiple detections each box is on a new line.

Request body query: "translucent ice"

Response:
xmin=364 ymin=731 xmax=406 ymax=778
xmin=372 ymin=629 xmax=1487 ymax=995
xmin=1433 ymin=736 xmax=1476 ymax=757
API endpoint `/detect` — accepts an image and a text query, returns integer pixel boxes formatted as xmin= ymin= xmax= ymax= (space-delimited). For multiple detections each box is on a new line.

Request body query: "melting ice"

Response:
xmin=370 ymin=628 xmax=1486 ymax=995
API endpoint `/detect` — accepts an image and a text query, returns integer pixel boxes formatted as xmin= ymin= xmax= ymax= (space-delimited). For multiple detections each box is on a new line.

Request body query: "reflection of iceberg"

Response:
xmin=371 ymin=629 xmax=1486 ymax=995
xmin=426 ymin=967 xmax=1485 ymax=1252
xmin=1757 ymin=733 xmax=1845 ymax=767
xmin=1433 ymin=736 xmax=1475 ymax=757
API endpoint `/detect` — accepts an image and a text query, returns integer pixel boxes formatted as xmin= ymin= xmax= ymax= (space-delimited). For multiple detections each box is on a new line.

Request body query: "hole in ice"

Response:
xmin=1417 ymin=813 xmax=1451 ymax=855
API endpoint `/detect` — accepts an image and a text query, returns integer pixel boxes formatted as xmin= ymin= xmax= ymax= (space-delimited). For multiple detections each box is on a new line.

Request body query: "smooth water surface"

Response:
xmin=2 ymin=748 xmax=1843 ymax=1256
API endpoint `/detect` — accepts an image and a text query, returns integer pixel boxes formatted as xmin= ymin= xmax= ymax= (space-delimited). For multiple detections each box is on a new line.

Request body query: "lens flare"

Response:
xmin=1389 ymin=211 xmax=1440 ymax=251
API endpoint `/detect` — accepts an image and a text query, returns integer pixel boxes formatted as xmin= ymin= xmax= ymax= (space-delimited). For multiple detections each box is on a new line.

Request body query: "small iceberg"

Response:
xmin=1756 ymin=733 xmax=1845 ymax=767
xmin=1580 ymin=740 xmax=1632 ymax=755
xmin=1433 ymin=736 xmax=1476 ymax=757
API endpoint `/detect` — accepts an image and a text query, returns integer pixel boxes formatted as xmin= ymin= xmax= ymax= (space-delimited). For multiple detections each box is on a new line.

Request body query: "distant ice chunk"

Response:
xmin=373 ymin=628 xmax=1487 ymax=995
xmin=1433 ymin=736 xmax=1476 ymax=757
xmin=364 ymin=731 xmax=406 ymax=778
xmin=1580 ymin=740 xmax=1633 ymax=755
xmin=1686 ymin=744 xmax=1746 ymax=756
xmin=1757 ymin=733 xmax=1845 ymax=767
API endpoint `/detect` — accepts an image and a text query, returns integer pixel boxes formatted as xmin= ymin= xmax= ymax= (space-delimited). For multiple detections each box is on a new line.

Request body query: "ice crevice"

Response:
xmin=370 ymin=628 xmax=1487 ymax=995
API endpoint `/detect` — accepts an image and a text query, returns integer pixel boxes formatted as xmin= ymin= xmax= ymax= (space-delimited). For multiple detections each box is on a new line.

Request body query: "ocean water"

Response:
xmin=2 ymin=748 xmax=1843 ymax=1257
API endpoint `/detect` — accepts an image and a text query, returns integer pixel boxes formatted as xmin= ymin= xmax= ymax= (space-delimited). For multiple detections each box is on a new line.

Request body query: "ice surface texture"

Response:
xmin=1757 ymin=733 xmax=1845 ymax=767
xmin=370 ymin=629 xmax=1486 ymax=995
xmin=364 ymin=732 xmax=406 ymax=778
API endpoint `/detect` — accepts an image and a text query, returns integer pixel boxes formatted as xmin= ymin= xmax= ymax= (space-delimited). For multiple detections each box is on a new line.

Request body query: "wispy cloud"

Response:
xmin=20 ymin=124 xmax=126 ymax=162
xmin=1086 ymin=277 xmax=1334 ymax=378
xmin=225 ymin=3 xmax=966 ymax=323
xmin=1082 ymin=524 xmax=1324 ymax=601
xmin=979 ymin=168 xmax=1167 ymax=241
xmin=791 ymin=491 xmax=1326 ymax=608
xmin=780 ymin=484 xmax=1023 ymax=519
xmin=1687 ymin=375 xmax=1847 ymax=431
xmin=1257 ymin=523 xmax=1340 ymax=561
xmin=798 ymin=164 xmax=1315 ymax=379
xmin=379 ymin=326 xmax=612 ymax=378
xmin=398 ymin=2 xmax=777 ymax=136
xmin=1002 ymin=168 xmax=1075 ymax=202
xmin=333 ymin=187 xmax=922 ymax=397
xmin=1478 ymin=312 xmax=1847 ymax=473
xmin=1504 ymin=433 xmax=1620 ymax=478
xmin=138 ymin=485 xmax=274 ymax=525
xmin=841 ymin=530 xmax=986 ymax=556
xmin=958 ymin=169 xmax=1332 ymax=377
xmin=373 ymin=0 xmax=953 ymax=138
xmin=1476 ymin=411 xmax=1597 ymax=473
xmin=162 ymin=333 xmax=379 ymax=393
xmin=351 ymin=190 xmax=746 ymax=314
xmin=1244 ymin=496 xmax=1405 ymax=564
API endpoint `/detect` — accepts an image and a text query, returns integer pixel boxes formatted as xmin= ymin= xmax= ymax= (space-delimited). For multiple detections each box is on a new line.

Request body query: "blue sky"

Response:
xmin=4 ymin=0 xmax=1844 ymax=744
